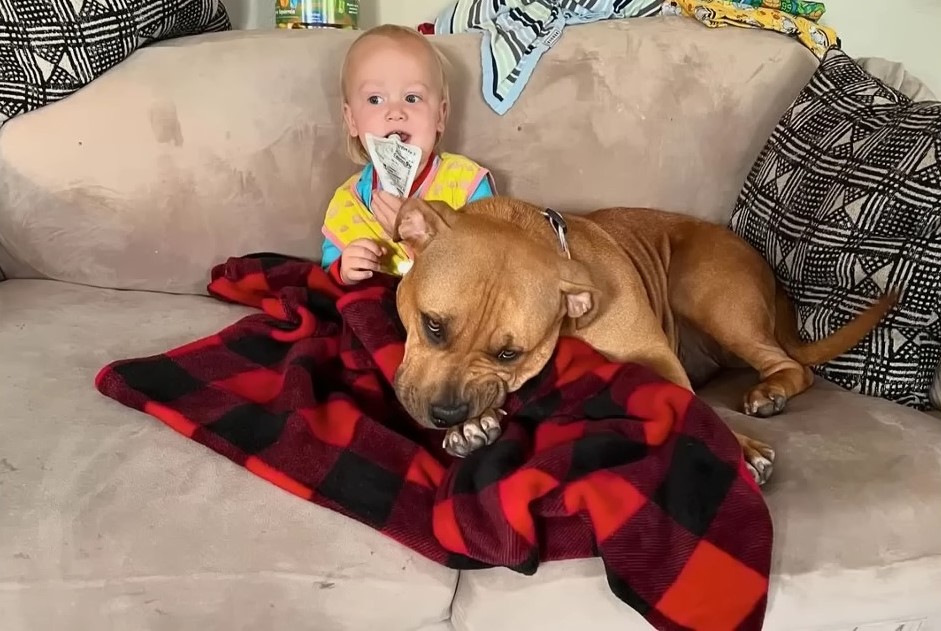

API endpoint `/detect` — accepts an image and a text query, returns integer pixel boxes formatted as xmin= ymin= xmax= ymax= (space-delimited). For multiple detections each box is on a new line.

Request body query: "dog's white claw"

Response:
xmin=480 ymin=414 xmax=500 ymax=433
xmin=462 ymin=420 xmax=488 ymax=449
xmin=443 ymin=428 xmax=471 ymax=458
xmin=478 ymin=411 xmax=504 ymax=443
xmin=746 ymin=452 xmax=775 ymax=486
xmin=442 ymin=412 xmax=505 ymax=458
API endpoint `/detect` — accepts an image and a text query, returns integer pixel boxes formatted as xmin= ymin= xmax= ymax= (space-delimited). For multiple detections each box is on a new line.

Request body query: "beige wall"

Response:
xmin=224 ymin=0 xmax=449 ymax=31
xmin=229 ymin=0 xmax=940 ymax=95
xmin=358 ymin=0 xmax=450 ymax=29
xmin=819 ymin=0 xmax=939 ymax=97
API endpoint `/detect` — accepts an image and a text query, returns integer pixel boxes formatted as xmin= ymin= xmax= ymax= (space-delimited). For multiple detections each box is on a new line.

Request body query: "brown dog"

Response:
xmin=390 ymin=196 xmax=896 ymax=485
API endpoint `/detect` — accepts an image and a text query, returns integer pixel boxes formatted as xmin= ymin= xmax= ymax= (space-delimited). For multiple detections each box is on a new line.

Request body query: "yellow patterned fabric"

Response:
xmin=322 ymin=152 xmax=492 ymax=276
xmin=731 ymin=0 xmax=826 ymax=21
xmin=662 ymin=0 xmax=839 ymax=59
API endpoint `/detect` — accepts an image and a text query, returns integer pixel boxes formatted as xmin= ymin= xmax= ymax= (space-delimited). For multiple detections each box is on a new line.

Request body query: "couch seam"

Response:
xmin=0 ymin=569 xmax=456 ymax=590
xmin=776 ymin=552 xmax=941 ymax=581
xmin=446 ymin=570 xmax=464 ymax=624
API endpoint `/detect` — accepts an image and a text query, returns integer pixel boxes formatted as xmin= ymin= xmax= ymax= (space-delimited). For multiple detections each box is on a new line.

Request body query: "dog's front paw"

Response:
xmin=443 ymin=409 xmax=504 ymax=458
xmin=742 ymin=438 xmax=776 ymax=486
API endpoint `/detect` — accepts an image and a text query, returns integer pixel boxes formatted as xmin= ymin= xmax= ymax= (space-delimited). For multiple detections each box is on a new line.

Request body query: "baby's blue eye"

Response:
xmin=405 ymin=94 xmax=422 ymax=104
xmin=367 ymin=95 xmax=383 ymax=105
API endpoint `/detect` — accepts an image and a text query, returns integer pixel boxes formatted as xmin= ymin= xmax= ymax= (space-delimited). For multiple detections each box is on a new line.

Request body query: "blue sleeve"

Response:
xmin=321 ymin=238 xmax=341 ymax=270
xmin=468 ymin=175 xmax=495 ymax=202
xmin=358 ymin=164 xmax=374 ymax=209
xmin=321 ymin=167 xmax=373 ymax=270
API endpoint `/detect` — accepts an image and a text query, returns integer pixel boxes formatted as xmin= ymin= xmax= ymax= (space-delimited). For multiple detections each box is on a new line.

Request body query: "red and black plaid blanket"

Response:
xmin=95 ymin=253 xmax=773 ymax=631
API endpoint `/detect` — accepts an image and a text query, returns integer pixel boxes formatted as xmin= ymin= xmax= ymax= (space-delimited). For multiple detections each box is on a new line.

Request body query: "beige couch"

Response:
xmin=1 ymin=18 xmax=940 ymax=631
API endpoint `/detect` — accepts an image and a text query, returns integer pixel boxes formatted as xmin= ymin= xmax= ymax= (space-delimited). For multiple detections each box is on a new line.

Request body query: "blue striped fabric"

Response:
xmin=435 ymin=0 xmax=664 ymax=115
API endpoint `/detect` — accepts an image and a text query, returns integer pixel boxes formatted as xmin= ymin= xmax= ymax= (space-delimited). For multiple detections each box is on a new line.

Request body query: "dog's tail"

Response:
xmin=775 ymin=286 xmax=899 ymax=367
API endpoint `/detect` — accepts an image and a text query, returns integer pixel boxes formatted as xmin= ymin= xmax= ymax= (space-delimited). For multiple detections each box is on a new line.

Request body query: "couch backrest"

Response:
xmin=0 ymin=17 xmax=816 ymax=294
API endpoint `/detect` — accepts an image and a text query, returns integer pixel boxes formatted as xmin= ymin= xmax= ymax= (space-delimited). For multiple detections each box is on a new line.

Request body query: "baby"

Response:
xmin=321 ymin=25 xmax=496 ymax=285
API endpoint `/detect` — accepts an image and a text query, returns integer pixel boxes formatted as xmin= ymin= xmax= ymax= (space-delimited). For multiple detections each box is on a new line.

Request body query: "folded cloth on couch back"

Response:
xmin=95 ymin=253 xmax=773 ymax=631
xmin=434 ymin=0 xmax=663 ymax=115
xmin=0 ymin=0 xmax=230 ymax=125
xmin=729 ymin=0 xmax=827 ymax=21
xmin=660 ymin=0 xmax=838 ymax=58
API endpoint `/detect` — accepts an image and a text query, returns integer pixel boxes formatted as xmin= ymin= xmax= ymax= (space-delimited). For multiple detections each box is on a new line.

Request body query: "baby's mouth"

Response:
xmin=386 ymin=131 xmax=411 ymax=143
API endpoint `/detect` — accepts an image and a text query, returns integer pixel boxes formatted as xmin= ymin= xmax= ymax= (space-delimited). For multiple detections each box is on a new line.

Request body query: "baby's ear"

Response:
xmin=342 ymin=102 xmax=357 ymax=137
xmin=437 ymin=99 xmax=449 ymax=133
xmin=393 ymin=199 xmax=454 ymax=253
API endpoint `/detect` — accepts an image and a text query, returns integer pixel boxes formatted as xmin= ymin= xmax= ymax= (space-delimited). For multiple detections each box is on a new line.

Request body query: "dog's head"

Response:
xmin=391 ymin=197 xmax=601 ymax=430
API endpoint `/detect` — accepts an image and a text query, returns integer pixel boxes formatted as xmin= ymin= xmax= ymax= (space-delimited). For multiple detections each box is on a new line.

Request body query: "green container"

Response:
xmin=276 ymin=0 xmax=359 ymax=29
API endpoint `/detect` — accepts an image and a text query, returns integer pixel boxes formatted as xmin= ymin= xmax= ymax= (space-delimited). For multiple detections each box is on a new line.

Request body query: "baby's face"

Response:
xmin=343 ymin=35 xmax=447 ymax=170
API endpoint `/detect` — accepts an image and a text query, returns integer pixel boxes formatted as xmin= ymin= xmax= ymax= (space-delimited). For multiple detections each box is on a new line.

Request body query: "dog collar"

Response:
xmin=541 ymin=208 xmax=571 ymax=259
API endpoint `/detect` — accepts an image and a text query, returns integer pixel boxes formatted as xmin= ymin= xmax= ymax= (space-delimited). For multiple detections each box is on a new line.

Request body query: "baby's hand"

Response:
xmin=340 ymin=239 xmax=387 ymax=285
xmin=372 ymin=190 xmax=404 ymax=236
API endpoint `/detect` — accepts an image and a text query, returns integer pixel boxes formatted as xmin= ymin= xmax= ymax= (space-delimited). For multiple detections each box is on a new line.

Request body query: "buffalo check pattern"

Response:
xmin=95 ymin=254 xmax=772 ymax=631
xmin=0 ymin=0 xmax=230 ymax=125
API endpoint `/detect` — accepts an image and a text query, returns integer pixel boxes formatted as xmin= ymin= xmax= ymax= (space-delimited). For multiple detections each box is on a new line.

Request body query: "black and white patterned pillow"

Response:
xmin=729 ymin=48 xmax=941 ymax=410
xmin=0 ymin=0 xmax=230 ymax=126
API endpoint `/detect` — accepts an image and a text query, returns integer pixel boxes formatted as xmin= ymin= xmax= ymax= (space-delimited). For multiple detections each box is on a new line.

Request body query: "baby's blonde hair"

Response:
xmin=340 ymin=24 xmax=452 ymax=165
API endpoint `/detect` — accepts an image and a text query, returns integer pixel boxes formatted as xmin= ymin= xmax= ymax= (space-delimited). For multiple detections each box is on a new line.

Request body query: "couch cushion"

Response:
xmin=0 ymin=280 xmax=457 ymax=631
xmin=0 ymin=0 xmax=230 ymax=126
xmin=0 ymin=18 xmax=817 ymax=293
xmin=449 ymin=372 xmax=941 ymax=631
xmin=728 ymin=49 xmax=941 ymax=410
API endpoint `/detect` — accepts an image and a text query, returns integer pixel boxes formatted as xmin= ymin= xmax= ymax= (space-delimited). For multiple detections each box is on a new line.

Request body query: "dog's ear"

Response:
xmin=393 ymin=198 xmax=454 ymax=253
xmin=558 ymin=258 xmax=602 ymax=330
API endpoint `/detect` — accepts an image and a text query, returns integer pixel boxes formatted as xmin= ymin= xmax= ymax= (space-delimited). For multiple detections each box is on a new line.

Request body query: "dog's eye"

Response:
xmin=496 ymin=349 xmax=519 ymax=362
xmin=422 ymin=314 xmax=444 ymax=341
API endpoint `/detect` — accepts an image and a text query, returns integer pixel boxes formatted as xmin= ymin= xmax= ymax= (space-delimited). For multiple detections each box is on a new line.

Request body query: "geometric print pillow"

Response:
xmin=728 ymin=48 xmax=941 ymax=410
xmin=0 ymin=0 xmax=230 ymax=127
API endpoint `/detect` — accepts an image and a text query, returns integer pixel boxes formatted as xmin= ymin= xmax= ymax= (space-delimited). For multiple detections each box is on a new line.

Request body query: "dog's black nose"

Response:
xmin=430 ymin=402 xmax=469 ymax=428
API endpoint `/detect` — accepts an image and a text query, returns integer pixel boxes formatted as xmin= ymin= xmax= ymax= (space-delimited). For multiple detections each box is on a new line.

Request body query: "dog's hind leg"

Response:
xmin=668 ymin=233 xmax=814 ymax=418
xmin=706 ymin=313 xmax=813 ymax=417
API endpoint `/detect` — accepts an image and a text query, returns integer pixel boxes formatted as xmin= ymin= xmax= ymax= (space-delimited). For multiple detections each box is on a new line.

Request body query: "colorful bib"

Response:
xmin=322 ymin=152 xmax=492 ymax=276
